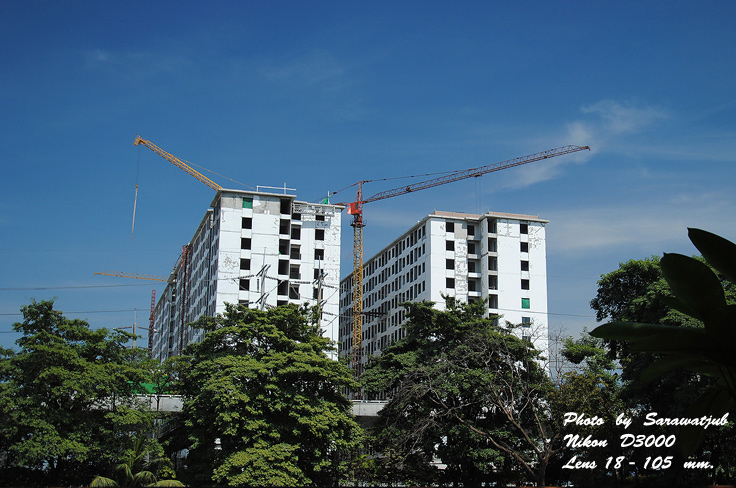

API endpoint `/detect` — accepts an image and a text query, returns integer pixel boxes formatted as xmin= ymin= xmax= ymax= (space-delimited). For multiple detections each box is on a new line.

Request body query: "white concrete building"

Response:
xmin=339 ymin=210 xmax=549 ymax=369
xmin=150 ymin=189 xmax=343 ymax=361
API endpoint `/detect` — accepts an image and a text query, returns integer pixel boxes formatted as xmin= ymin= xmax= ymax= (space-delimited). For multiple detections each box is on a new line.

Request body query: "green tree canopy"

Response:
xmin=548 ymin=333 xmax=627 ymax=487
xmin=0 ymin=299 xmax=156 ymax=486
xmin=590 ymin=229 xmax=736 ymax=482
xmin=91 ymin=436 xmax=183 ymax=487
xmin=175 ymin=303 xmax=361 ymax=486
xmin=362 ymin=299 xmax=559 ymax=488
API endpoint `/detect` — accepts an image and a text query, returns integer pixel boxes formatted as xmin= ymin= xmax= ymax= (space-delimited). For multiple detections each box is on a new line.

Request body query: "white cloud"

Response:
xmin=91 ymin=49 xmax=111 ymax=63
xmin=491 ymin=142 xmax=593 ymax=191
xmin=565 ymin=121 xmax=595 ymax=148
xmin=546 ymin=195 xmax=736 ymax=255
xmin=581 ymin=99 xmax=670 ymax=135
xmin=83 ymin=49 xmax=113 ymax=66
xmin=497 ymin=99 xmax=672 ymax=190
xmin=260 ymin=49 xmax=345 ymax=89
xmin=82 ymin=48 xmax=195 ymax=79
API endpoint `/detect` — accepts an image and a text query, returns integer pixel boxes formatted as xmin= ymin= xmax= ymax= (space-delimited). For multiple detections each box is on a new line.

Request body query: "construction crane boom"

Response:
xmin=134 ymin=135 xmax=223 ymax=191
xmin=344 ymin=144 xmax=591 ymax=383
xmin=94 ymin=271 xmax=168 ymax=282
xmin=363 ymin=145 xmax=589 ymax=205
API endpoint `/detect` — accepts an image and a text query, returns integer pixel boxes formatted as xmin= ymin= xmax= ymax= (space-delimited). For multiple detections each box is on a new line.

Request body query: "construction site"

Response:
xmin=114 ymin=136 xmax=589 ymax=372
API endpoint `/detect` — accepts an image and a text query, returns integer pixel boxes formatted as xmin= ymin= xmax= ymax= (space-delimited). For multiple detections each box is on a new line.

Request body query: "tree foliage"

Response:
xmin=548 ymin=333 xmax=627 ymax=487
xmin=91 ymin=437 xmax=183 ymax=487
xmin=362 ymin=299 xmax=560 ymax=487
xmin=0 ymin=299 xmax=157 ymax=486
xmin=175 ymin=303 xmax=361 ymax=486
xmin=592 ymin=229 xmax=736 ymax=459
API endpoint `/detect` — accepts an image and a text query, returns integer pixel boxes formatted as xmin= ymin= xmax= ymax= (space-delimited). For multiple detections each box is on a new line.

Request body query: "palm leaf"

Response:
xmin=90 ymin=476 xmax=118 ymax=487
xmin=148 ymin=480 xmax=185 ymax=487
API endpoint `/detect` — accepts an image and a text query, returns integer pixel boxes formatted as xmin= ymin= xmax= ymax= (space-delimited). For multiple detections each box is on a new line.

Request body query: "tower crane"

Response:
xmin=134 ymin=135 xmax=223 ymax=191
xmin=94 ymin=272 xmax=165 ymax=350
xmin=94 ymin=271 xmax=168 ymax=281
xmin=342 ymin=145 xmax=590 ymax=376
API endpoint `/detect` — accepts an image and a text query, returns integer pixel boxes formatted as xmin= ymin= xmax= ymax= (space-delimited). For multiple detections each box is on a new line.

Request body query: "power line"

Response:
xmin=0 ymin=308 xmax=139 ymax=317
xmin=0 ymin=284 xmax=153 ymax=291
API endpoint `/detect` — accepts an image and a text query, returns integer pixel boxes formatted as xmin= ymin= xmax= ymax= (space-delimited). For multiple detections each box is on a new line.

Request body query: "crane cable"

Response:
xmin=132 ymin=148 xmax=141 ymax=240
xmin=183 ymin=158 xmax=256 ymax=191
xmin=325 ymin=167 xmax=462 ymax=201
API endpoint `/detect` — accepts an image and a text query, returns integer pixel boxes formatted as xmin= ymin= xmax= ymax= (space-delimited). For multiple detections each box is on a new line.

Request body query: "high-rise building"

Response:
xmin=150 ymin=189 xmax=343 ymax=361
xmin=339 ymin=210 xmax=549 ymax=368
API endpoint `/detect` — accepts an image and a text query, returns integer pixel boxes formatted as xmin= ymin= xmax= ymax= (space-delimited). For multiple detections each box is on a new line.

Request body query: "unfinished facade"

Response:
xmin=339 ymin=210 xmax=549 ymax=372
xmin=150 ymin=189 xmax=342 ymax=361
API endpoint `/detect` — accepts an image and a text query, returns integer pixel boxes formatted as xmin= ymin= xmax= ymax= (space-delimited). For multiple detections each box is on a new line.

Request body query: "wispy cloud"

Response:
xmin=581 ymin=99 xmax=670 ymax=135
xmin=82 ymin=48 xmax=195 ymax=78
xmin=85 ymin=49 xmax=112 ymax=64
xmin=500 ymin=99 xmax=670 ymax=190
xmin=259 ymin=49 xmax=346 ymax=90
xmin=546 ymin=194 xmax=736 ymax=255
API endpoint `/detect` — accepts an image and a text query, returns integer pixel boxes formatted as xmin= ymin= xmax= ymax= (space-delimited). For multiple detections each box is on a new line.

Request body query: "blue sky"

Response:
xmin=2 ymin=1 xmax=735 ymax=349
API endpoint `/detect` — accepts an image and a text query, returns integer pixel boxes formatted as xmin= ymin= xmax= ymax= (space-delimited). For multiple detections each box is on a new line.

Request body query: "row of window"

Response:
xmin=446 ymin=238 xmax=527 ymax=255
xmin=242 ymin=215 xmax=326 ymax=236
xmin=341 ymin=218 xmax=537 ymax=333
xmin=445 ymin=217 xmax=527 ymax=236
xmin=240 ymin=231 xmax=326 ymax=253
xmin=443 ymin=277 xmax=531 ymax=309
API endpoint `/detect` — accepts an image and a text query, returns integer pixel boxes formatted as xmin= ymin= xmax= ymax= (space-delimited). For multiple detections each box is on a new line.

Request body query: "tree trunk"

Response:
xmin=535 ymin=457 xmax=548 ymax=487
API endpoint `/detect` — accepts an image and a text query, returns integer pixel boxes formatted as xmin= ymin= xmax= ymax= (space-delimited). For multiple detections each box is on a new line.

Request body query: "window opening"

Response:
xmin=280 ymin=198 xmax=291 ymax=214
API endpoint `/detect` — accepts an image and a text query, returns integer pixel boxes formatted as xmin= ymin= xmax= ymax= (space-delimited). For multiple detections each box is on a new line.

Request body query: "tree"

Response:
xmin=175 ymin=303 xmax=362 ymax=486
xmin=91 ymin=437 xmax=183 ymax=487
xmin=361 ymin=299 xmax=562 ymax=487
xmin=0 ymin=299 xmax=157 ymax=486
xmin=590 ymin=229 xmax=736 ymax=483
xmin=547 ymin=332 xmax=628 ymax=487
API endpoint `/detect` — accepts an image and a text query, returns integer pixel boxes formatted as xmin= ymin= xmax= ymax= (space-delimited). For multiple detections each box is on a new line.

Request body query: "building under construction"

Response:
xmin=339 ymin=210 xmax=549 ymax=381
xmin=150 ymin=188 xmax=343 ymax=361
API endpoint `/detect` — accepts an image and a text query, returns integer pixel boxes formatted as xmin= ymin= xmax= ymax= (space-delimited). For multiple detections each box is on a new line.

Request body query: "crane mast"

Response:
xmin=349 ymin=183 xmax=366 ymax=374
xmin=346 ymin=145 xmax=590 ymax=378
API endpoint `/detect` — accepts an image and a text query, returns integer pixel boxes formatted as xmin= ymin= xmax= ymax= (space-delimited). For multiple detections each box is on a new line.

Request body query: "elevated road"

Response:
xmin=136 ymin=395 xmax=385 ymax=423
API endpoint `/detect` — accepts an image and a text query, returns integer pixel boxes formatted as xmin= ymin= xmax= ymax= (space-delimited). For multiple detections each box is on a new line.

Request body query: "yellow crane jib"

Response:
xmin=94 ymin=271 xmax=168 ymax=282
xmin=134 ymin=135 xmax=223 ymax=191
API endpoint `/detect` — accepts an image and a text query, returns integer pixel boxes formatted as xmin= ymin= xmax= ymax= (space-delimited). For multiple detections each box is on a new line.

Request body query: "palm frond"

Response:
xmin=90 ymin=476 xmax=118 ymax=487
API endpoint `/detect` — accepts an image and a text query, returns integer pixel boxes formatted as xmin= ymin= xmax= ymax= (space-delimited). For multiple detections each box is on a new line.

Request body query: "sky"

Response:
xmin=2 ymin=1 xmax=735 ymax=350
